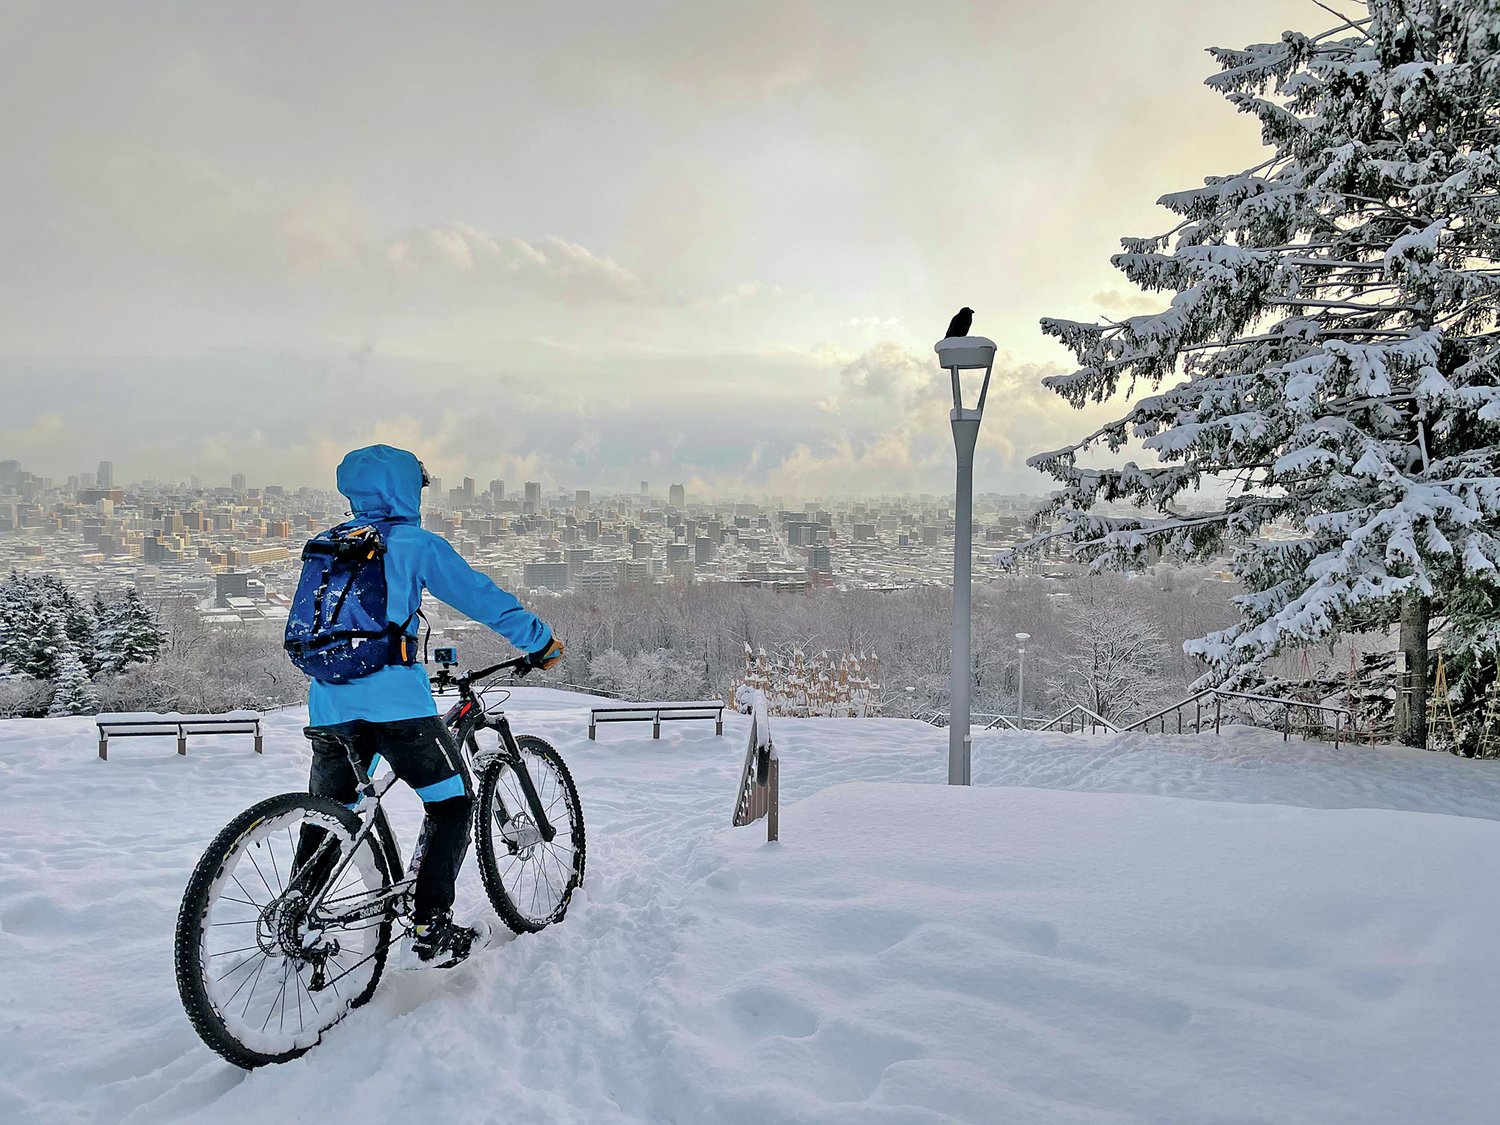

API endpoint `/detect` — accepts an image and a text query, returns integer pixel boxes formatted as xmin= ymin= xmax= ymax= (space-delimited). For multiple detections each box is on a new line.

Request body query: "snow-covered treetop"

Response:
xmin=1028 ymin=1 xmax=1500 ymax=686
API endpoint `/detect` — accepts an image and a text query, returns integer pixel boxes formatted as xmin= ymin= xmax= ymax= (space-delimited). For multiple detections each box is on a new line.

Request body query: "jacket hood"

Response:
xmin=336 ymin=445 xmax=423 ymax=522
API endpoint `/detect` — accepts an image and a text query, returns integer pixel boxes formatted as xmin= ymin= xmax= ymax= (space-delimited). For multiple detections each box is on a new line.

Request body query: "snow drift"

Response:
xmin=2 ymin=691 xmax=1498 ymax=1123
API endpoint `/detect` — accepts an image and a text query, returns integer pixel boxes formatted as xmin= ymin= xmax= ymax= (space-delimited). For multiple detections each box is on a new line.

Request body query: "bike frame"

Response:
xmin=301 ymin=656 xmax=557 ymax=930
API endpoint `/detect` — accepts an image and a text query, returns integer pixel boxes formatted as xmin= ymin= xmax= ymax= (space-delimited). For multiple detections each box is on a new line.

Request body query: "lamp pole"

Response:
xmin=935 ymin=334 xmax=997 ymax=785
xmin=1015 ymin=632 xmax=1030 ymax=727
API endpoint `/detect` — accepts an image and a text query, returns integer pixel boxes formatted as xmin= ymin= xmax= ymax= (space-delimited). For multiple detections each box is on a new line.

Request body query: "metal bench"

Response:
xmin=96 ymin=714 xmax=263 ymax=760
xmin=588 ymin=700 xmax=725 ymax=740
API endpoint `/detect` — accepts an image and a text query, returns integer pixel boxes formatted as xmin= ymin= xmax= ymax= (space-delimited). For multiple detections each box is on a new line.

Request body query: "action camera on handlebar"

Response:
xmin=434 ymin=646 xmax=457 ymax=666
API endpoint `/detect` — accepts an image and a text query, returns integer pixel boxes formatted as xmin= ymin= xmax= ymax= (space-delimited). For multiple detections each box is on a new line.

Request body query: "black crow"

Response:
xmin=944 ymin=307 xmax=974 ymax=338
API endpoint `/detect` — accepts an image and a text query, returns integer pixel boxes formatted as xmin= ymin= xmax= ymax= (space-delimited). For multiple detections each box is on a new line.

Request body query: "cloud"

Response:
xmin=388 ymin=225 xmax=649 ymax=304
xmin=838 ymin=341 xmax=934 ymax=401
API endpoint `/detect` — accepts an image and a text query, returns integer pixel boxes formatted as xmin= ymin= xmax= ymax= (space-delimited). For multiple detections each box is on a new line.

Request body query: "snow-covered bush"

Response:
xmin=100 ymin=605 xmax=303 ymax=714
xmin=1028 ymin=2 xmax=1500 ymax=746
xmin=0 ymin=674 xmax=54 ymax=718
xmin=587 ymin=649 xmax=630 ymax=696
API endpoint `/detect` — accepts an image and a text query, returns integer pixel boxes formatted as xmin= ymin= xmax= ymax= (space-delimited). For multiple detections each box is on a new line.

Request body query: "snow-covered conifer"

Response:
xmin=41 ymin=576 xmax=99 ymax=674
xmin=96 ymin=588 xmax=165 ymax=673
xmin=1030 ymin=2 xmax=1500 ymax=746
xmin=47 ymin=643 xmax=101 ymax=716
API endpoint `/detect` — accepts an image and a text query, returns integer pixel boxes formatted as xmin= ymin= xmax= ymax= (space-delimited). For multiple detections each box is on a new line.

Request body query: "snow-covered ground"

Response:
xmin=3 ymin=691 xmax=1499 ymax=1124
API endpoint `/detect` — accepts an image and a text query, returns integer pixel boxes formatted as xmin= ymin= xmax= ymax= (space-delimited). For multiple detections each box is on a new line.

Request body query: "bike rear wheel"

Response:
xmin=174 ymin=793 xmax=393 ymax=1068
xmin=475 ymin=735 xmax=586 ymax=933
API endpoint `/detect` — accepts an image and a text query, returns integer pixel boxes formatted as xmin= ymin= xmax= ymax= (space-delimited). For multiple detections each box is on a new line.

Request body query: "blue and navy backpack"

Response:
xmin=283 ymin=521 xmax=419 ymax=683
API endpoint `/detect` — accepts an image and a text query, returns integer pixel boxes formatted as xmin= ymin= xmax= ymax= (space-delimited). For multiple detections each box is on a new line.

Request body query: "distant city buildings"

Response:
xmin=2 ymin=453 xmax=1202 ymax=644
xmin=97 ymin=461 xmax=114 ymax=488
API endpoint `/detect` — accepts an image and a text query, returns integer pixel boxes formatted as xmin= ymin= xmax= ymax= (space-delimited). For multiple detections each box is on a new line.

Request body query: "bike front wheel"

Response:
xmin=174 ymin=793 xmax=394 ymax=1068
xmin=475 ymin=735 xmax=586 ymax=933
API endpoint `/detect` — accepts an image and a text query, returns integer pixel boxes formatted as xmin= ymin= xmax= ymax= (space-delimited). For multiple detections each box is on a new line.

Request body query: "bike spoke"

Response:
xmin=247 ymin=850 xmax=276 ymax=900
xmin=241 ymin=956 xmax=270 ymax=1019
xmin=266 ymin=837 xmax=283 ymax=895
xmin=230 ymin=873 xmax=264 ymax=909
xmin=216 ymin=949 xmax=267 ymax=984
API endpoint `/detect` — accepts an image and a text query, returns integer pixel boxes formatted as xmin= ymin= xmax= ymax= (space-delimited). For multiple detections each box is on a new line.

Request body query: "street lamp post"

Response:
xmin=1015 ymin=632 xmax=1030 ymax=727
xmin=936 ymin=334 xmax=997 ymax=786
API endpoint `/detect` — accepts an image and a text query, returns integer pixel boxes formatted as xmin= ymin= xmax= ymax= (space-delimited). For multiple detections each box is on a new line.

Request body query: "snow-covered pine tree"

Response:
xmin=0 ymin=570 xmax=28 ymax=674
xmin=1030 ymin=2 xmax=1500 ymax=747
xmin=40 ymin=576 xmax=99 ymax=674
xmin=47 ymin=642 xmax=101 ymax=716
xmin=20 ymin=601 xmax=69 ymax=683
xmin=97 ymin=588 xmax=165 ymax=673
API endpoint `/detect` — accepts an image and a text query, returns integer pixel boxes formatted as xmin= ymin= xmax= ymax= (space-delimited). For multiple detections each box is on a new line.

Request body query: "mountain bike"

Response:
xmin=173 ymin=652 xmax=586 ymax=1069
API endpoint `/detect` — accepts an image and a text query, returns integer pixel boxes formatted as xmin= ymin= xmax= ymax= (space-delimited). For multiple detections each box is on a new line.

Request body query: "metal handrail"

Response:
xmin=1122 ymin=689 xmax=1217 ymax=733
xmin=982 ymin=713 xmax=1025 ymax=732
xmin=1121 ymin=688 xmax=1353 ymax=745
xmin=1033 ymin=705 xmax=1120 ymax=734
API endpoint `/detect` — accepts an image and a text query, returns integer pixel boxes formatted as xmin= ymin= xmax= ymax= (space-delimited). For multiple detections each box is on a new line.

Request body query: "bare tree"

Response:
xmin=1046 ymin=577 xmax=1170 ymax=723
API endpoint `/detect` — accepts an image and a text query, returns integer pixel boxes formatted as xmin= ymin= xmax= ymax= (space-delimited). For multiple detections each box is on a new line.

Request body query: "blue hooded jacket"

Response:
xmin=306 ymin=445 xmax=552 ymax=726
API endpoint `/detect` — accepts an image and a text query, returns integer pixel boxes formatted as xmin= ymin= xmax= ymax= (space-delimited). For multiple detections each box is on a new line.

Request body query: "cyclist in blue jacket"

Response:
xmin=303 ymin=444 xmax=563 ymax=967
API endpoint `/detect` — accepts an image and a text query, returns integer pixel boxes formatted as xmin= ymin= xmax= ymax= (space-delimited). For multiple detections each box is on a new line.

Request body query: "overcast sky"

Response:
xmin=0 ymin=0 xmax=1316 ymax=498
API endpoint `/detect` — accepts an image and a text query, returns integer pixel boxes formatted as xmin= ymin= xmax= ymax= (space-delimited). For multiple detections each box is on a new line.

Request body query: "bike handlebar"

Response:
xmin=430 ymin=655 xmax=531 ymax=693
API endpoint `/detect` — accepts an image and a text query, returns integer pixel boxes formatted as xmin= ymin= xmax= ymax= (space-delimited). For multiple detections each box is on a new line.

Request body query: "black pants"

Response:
xmin=304 ymin=716 xmax=473 ymax=918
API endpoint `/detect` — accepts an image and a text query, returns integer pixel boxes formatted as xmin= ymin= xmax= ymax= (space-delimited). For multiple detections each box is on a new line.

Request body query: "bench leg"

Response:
xmin=98 ymin=736 xmax=107 ymax=761
xmin=254 ymin=733 xmax=263 ymax=754
xmin=653 ymin=717 xmax=661 ymax=739
xmin=178 ymin=734 xmax=187 ymax=756
xmin=589 ymin=721 xmax=596 ymax=740
xmin=716 ymin=717 xmax=723 ymax=736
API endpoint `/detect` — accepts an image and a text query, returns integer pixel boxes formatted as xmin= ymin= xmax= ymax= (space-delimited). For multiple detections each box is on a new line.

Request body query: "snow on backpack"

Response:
xmin=283 ymin=521 xmax=418 ymax=684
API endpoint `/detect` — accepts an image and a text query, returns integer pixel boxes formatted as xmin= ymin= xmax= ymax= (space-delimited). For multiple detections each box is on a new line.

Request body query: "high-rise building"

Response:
xmin=80 ymin=471 xmax=95 ymax=489
xmin=640 ymin=481 xmax=649 ymax=496
xmin=450 ymin=477 xmax=476 ymax=506
xmin=231 ymin=473 xmax=246 ymax=493
xmin=97 ymin=461 xmax=114 ymax=488
xmin=489 ymin=479 xmax=504 ymax=500
xmin=215 ymin=571 xmax=250 ymax=607
xmin=669 ymin=483 xmax=685 ymax=509
xmin=522 ymin=561 xmax=570 ymax=590
xmin=808 ymin=545 xmax=832 ymax=574
xmin=575 ymin=490 xmax=590 ymax=505
xmin=190 ymin=475 xmax=202 ymax=491
xmin=694 ymin=537 xmax=714 ymax=565
xmin=524 ymin=481 xmax=542 ymax=509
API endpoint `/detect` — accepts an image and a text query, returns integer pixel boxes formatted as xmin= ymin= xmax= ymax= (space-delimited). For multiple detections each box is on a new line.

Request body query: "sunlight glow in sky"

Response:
xmin=1 ymin=0 xmax=1314 ymax=497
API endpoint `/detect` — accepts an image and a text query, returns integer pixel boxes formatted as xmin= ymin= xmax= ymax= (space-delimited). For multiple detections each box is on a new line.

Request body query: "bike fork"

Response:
xmin=483 ymin=716 xmax=558 ymax=844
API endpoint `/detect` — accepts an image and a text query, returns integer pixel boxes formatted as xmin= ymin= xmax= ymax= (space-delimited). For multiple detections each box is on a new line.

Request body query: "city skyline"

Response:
xmin=3 ymin=1 xmax=1308 ymax=496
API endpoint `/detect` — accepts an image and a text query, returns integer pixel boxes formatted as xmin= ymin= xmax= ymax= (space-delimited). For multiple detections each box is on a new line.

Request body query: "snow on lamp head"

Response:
xmin=934 ymin=335 xmax=998 ymax=420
